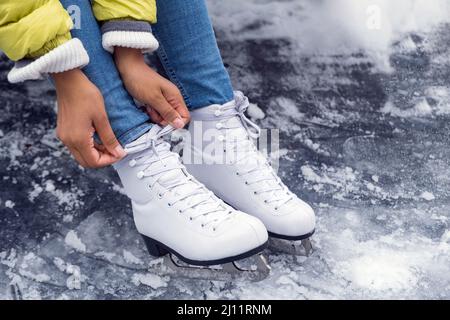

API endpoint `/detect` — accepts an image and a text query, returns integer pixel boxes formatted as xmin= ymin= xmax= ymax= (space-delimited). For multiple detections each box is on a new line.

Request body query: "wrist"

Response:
xmin=114 ymin=47 xmax=147 ymax=76
xmin=51 ymin=69 xmax=95 ymax=96
xmin=51 ymin=68 xmax=84 ymax=87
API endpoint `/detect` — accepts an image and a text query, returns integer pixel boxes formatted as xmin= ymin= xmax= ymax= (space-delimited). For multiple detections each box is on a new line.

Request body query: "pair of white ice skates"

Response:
xmin=114 ymin=92 xmax=315 ymax=281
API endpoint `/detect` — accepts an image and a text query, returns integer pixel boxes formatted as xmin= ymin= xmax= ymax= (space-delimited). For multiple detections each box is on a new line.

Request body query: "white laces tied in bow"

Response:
xmin=233 ymin=91 xmax=261 ymax=139
xmin=126 ymin=125 xmax=233 ymax=229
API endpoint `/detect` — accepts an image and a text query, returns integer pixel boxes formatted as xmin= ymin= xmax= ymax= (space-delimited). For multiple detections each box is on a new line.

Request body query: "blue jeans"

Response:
xmin=60 ymin=0 xmax=234 ymax=145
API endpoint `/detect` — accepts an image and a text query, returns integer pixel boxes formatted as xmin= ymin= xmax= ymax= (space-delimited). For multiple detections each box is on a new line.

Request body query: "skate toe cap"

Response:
xmin=270 ymin=200 xmax=316 ymax=238
xmin=237 ymin=213 xmax=269 ymax=246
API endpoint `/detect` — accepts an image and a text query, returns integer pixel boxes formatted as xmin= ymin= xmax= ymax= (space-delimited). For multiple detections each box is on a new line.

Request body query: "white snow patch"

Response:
xmin=64 ymin=231 xmax=87 ymax=253
xmin=246 ymin=103 xmax=265 ymax=120
xmin=18 ymin=270 xmax=51 ymax=283
xmin=53 ymin=257 xmax=83 ymax=290
xmin=346 ymin=252 xmax=418 ymax=291
xmin=274 ymin=97 xmax=304 ymax=119
xmin=5 ymin=200 xmax=15 ymax=209
xmin=0 ymin=249 xmax=17 ymax=268
xmin=123 ymin=250 xmax=143 ymax=265
xmin=62 ymin=214 xmax=74 ymax=223
xmin=28 ymin=183 xmax=43 ymax=202
xmin=381 ymin=99 xmax=433 ymax=118
xmin=131 ymin=273 xmax=168 ymax=289
xmin=420 ymin=192 xmax=435 ymax=201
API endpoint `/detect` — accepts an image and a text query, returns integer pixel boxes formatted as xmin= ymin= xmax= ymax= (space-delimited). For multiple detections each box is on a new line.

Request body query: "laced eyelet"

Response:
xmin=137 ymin=171 xmax=144 ymax=179
xmin=214 ymin=110 xmax=222 ymax=117
xmin=218 ymin=135 xmax=225 ymax=142
xmin=215 ymin=123 xmax=223 ymax=129
xmin=129 ymin=159 xmax=137 ymax=167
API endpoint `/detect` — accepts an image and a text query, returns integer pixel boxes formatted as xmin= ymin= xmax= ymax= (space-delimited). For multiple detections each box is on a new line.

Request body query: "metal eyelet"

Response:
xmin=201 ymin=224 xmax=205 ymax=228
xmin=274 ymin=207 xmax=278 ymax=211
xmin=158 ymin=193 xmax=162 ymax=199
xmin=236 ymin=172 xmax=240 ymax=176
xmin=178 ymin=210 xmax=182 ymax=214
xmin=253 ymin=191 xmax=257 ymax=195
xmin=245 ymin=181 xmax=249 ymax=185
xmin=168 ymin=203 xmax=172 ymax=207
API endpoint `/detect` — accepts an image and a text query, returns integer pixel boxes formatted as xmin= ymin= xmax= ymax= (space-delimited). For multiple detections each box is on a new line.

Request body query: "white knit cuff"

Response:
xmin=7 ymin=38 xmax=89 ymax=83
xmin=102 ymin=31 xmax=159 ymax=54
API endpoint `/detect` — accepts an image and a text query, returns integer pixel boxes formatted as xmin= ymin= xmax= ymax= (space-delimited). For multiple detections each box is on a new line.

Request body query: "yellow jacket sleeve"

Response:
xmin=0 ymin=0 xmax=73 ymax=61
xmin=92 ymin=0 xmax=157 ymax=23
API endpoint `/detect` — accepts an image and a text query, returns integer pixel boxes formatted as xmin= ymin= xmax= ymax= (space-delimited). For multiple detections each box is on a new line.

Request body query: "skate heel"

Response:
xmin=141 ymin=235 xmax=169 ymax=257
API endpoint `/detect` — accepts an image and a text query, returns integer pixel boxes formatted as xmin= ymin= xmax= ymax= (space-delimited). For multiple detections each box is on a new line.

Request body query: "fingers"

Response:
xmin=161 ymin=83 xmax=190 ymax=125
xmin=150 ymin=94 xmax=185 ymax=129
xmin=68 ymin=146 xmax=88 ymax=168
xmin=93 ymin=113 xmax=127 ymax=159
xmin=76 ymin=139 xmax=121 ymax=168
xmin=146 ymin=106 xmax=166 ymax=125
xmin=62 ymin=129 xmax=124 ymax=169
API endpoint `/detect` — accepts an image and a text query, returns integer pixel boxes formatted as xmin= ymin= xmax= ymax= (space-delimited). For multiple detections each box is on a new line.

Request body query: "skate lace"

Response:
xmin=126 ymin=126 xmax=234 ymax=229
xmin=217 ymin=92 xmax=294 ymax=210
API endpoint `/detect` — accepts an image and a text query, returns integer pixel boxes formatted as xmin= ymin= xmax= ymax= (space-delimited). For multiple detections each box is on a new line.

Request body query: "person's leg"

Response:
xmin=59 ymin=0 xmax=152 ymax=145
xmin=152 ymin=0 xmax=234 ymax=110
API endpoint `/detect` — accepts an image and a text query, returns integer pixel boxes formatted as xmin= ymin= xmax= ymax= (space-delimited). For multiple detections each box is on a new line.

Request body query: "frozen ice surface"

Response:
xmin=1 ymin=1 xmax=450 ymax=299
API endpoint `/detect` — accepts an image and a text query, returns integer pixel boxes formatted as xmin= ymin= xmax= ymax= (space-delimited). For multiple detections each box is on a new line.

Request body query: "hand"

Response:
xmin=114 ymin=47 xmax=190 ymax=129
xmin=52 ymin=69 xmax=127 ymax=168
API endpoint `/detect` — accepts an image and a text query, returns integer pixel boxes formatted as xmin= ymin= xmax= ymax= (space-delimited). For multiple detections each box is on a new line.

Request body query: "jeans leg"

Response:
xmin=59 ymin=0 xmax=152 ymax=145
xmin=152 ymin=0 xmax=234 ymax=110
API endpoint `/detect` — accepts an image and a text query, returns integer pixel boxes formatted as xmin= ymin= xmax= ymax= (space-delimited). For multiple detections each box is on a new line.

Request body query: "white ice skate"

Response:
xmin=183 ymin=92 xmax=315 ymax=256
xmin=114 ymin=125 xmax=270 ymax=281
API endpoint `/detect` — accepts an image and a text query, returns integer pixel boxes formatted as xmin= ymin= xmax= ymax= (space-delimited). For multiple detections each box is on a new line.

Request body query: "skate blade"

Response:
xmin=268 ymin=238 xmax=313 ymax=256
xmin=148 ymin=254 xmax=271 ymax=282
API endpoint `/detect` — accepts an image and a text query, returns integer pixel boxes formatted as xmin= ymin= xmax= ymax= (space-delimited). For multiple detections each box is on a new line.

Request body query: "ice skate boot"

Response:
xmin=183 ymin=92 xmax=315 ymax=256
xmin=114 ymin=125 xmax=271 ymax=281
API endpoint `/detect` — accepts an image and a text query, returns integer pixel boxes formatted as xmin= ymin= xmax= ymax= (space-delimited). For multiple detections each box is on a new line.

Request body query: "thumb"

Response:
xmin=152 ymin=95 xmax=185 ymax=129
xmin=93 ymin=114 xmax=127 ymax=159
